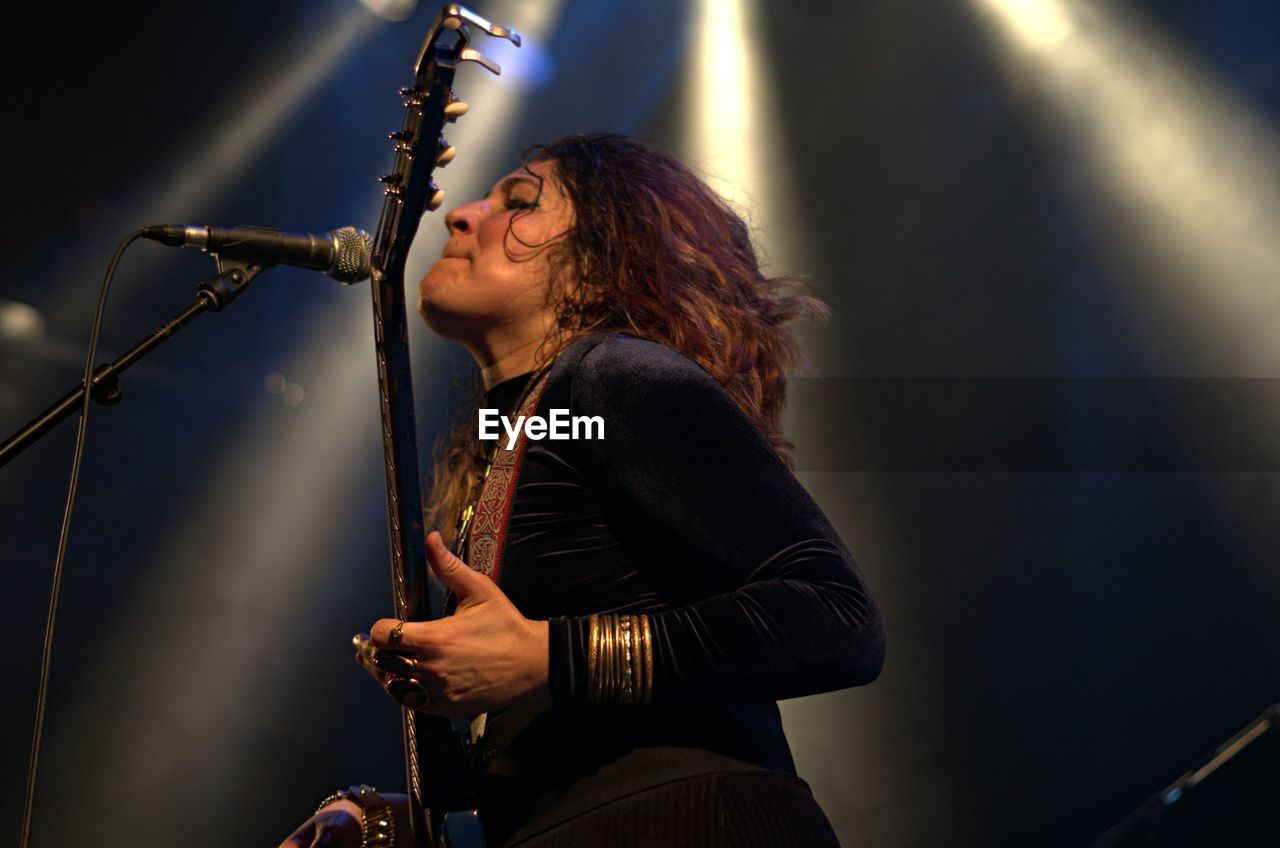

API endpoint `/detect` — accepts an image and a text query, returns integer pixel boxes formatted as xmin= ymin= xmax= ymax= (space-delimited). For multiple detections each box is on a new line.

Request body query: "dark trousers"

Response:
xmin=505 ymin=770 xmax=841 ymax=848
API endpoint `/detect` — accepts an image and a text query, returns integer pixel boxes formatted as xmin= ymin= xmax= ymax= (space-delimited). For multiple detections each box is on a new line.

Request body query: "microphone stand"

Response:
xmin=0 ymin=258 xmax=266 ymax=468
xmin=1091 ymin=701 xmax=1280 ymax=846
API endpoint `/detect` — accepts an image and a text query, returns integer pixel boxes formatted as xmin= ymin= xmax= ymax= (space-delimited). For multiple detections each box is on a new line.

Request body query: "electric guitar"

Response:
xmin=360 ymin=6 xmax=519 ymax=846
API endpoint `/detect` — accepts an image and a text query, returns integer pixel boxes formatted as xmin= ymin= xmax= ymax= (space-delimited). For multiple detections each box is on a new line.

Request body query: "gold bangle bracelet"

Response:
xmin=596 ymin=614 xmax=606 ymax=707
xmin=617 ymin=617 xmax=627 ymax=700
xmin=587 ymin=614 xmax=600 ymax=704
xmin=614 ymin=616 xmax=624 ymax=699
xmin=315 ymin=790 xmax=349 ymax=813
xmin=622 ymin=615 xmax=635 ymax=703
xmin=599 ymin=614 xmax=612 ymax=703
xmin=640 ymin=614 xmax=654 ymax=704
xmin=599 ymin=614 xmax=609 ymax=707
xmin=627 ymin=615 xmax=641 ymax=704
xmin=360 ymin=804 xmax=395 ymax=848
xmin=611 ymin=615 xmax=622 ymax=700
xmin=625 ymin=615 xmax=636 ymax=704
xmin=585 ymin=613 xmax=655 ymax=704
xmin=607 ymin=614 xmax=616 ymax=704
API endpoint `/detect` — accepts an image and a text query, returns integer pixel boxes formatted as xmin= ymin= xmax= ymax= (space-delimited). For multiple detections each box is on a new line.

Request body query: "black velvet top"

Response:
xmin=472 ymin=333 xmax=885 ymax=842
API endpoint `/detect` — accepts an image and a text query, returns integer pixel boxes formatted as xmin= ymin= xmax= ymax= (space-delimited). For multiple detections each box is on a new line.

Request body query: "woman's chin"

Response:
xmin=417 ymin=295 xmax=456 ymax=336
xmin=416 ymin=294 xmax=484 ymax=343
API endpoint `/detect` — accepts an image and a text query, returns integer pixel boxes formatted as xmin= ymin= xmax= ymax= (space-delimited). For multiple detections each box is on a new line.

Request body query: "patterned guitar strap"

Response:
xmin=451 ymin=368 xmax=551 ymax=750
xmin=464 ymin=369 xmax=549 ymax=581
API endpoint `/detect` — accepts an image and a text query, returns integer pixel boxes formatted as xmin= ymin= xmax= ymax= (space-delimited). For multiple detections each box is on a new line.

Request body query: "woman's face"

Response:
xmin=417 ymin=158 xmax=574 ymax=347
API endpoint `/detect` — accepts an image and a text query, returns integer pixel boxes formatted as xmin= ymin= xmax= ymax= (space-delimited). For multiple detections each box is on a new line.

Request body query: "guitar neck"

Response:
xmin=365 ymin=7 xmax=521 ymax=845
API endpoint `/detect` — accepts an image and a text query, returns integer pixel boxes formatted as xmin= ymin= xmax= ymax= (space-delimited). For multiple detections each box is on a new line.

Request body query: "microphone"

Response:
xmin=142 ymin=224 xmax=374 ymax=283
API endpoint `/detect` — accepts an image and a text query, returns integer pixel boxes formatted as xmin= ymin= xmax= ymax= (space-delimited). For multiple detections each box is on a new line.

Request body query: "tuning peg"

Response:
xmin=426 ymin=184 xmax=445 ymax=212
xmin=457 ymin=47 xmax=500 ymax=76
xmin=445 ymin=93 xmax=469 ymax=120
xmin=436 ymin=138 xmax=456 ymax=167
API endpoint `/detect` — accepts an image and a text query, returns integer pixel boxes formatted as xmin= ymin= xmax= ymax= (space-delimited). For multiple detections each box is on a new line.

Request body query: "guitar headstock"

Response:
xmin=370 ymin=4 xmax=521 ymax=282
xmin=416 ymin=4 xmax=522 ymax=77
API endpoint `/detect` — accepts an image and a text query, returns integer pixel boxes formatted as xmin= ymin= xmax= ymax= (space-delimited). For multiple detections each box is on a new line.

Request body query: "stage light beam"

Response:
xmin=43 ymin=3 xmax=569 ymax=841
xmin=685 ymin=4 xmax=901 ymax=846
xmin=686 ymin=0 xmax=810 ymax=275
xmin=42 ymin=3 xmax=384 ymax=321
xmin=971 ymin=0 xmax=1280 ymax=377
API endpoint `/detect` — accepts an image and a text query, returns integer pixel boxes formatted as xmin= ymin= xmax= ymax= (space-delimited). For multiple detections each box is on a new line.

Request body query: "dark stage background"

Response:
xmin=2 ymin=1 xmax=1279 ymax=845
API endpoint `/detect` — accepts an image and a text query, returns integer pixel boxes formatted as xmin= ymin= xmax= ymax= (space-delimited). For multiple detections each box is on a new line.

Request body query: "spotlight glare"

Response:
xmin=686 ymin=0 xmax=817 ymax=279
xmin=691 ymin=0 xmax=759 ymax=213
xmin=0 ymin=299 xmax=46 ymax=342
xmin=357 ymin=0 xmax=417 ymax=22
xmin=978 ymin=0 xmax=1072 ymax=51
xmin=970 ymin=0 xmax=1280 ymax=376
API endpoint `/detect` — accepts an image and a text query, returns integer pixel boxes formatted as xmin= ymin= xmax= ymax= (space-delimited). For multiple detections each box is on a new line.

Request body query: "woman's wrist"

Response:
xmin=316 ymin=798 xmax=363 ymax=821
xmin=521 ymin=618 xmax=552 ymax=704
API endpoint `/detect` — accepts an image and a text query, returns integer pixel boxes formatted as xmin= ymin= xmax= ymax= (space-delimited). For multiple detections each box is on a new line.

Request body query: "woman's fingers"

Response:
xmin=353 ymin=564 xmax=547 ymax=716
xmin=354 ymin=635 xmax=401 ymax=682
xmin=278 ymin=824 xmax=311 ymax=848
xmin=361 ymin=647 xmax=421 ymax=684
xmin=368 ymin=617 xmax=445 ymax=654
xmin=312 ymin=806 xmax=362 ymax=847
xmin=278 ymin=801 xmax=363 ymax=848
xmin=354 ymin=633 xmax=418 ymax=676
xmin=424 ymin=531 xmax=496 ymax=606
xmin=372 ymin=650 xmax=417 ymax=676
xmin=353 ymin=632 xmax=445 ymax=712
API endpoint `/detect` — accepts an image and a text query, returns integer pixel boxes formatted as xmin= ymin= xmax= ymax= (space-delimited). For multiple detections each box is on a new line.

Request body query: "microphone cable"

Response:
xmin=20 ymin=229 xmax=145 ymax=848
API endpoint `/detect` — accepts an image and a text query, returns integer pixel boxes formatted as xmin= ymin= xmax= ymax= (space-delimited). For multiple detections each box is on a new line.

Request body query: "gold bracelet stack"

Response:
xmin=359 ymin=805 xmax=396 ymax=848
xmin=588 ymin=613 xmax=654 ymax=704
xmin=315 ymin=785 xmax=396 ymax=847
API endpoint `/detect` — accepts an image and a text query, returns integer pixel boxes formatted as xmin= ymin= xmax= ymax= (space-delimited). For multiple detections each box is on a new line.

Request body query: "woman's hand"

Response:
xmin=277 ymin=799 xmax=361 ymax=848
xmin=355 ymin=531 xmax=550 ymax=717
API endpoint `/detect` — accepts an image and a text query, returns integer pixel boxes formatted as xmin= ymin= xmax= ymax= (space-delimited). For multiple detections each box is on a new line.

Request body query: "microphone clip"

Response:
xmin=199 ymin=257 xmax=267 ymax=311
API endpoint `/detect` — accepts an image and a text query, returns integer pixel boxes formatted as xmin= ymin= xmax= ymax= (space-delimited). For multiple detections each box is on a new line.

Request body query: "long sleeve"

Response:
xmin=546 ymin=335 xmax=886 ymax=704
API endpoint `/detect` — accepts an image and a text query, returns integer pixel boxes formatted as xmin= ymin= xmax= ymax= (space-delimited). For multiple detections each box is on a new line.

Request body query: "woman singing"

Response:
xmin=281 ymin=133 xmax=886 ymax=848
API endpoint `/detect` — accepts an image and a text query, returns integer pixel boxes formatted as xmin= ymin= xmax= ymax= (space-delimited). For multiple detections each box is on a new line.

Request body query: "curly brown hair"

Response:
xmin=426 ymin=133 xmax=826 ymax=547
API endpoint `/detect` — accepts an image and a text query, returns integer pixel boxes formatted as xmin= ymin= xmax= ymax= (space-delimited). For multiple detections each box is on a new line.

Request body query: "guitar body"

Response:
xmin=440 ymin=810 xmax=486 ymax=847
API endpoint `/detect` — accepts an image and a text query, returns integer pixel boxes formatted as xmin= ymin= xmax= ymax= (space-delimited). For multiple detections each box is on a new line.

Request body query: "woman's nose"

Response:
xmin=444 ymin=199 xmax=485 ymax=236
